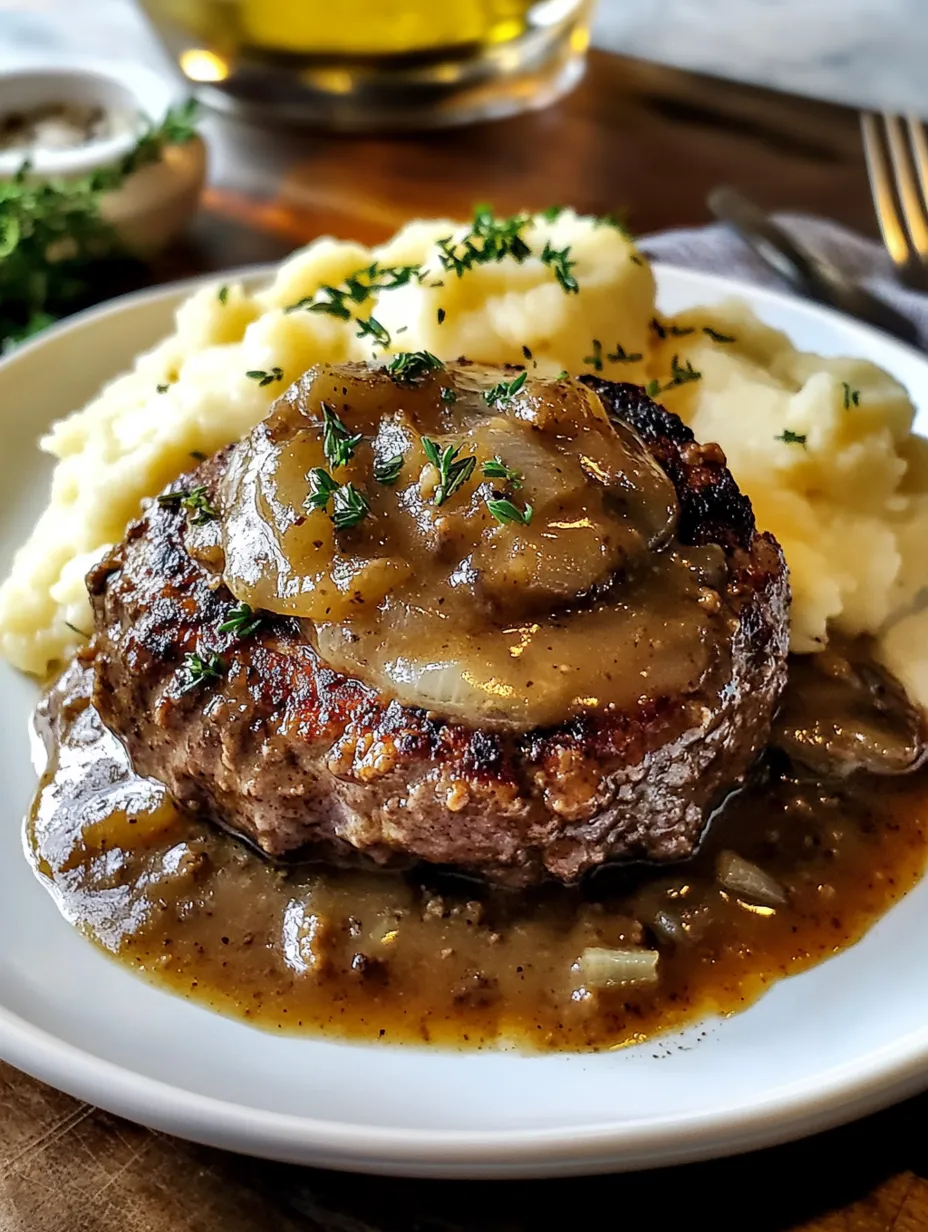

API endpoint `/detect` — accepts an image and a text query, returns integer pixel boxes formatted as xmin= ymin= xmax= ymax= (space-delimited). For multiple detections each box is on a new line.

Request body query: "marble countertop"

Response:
xmin=1 ymin=0 xmax=926 ymax=118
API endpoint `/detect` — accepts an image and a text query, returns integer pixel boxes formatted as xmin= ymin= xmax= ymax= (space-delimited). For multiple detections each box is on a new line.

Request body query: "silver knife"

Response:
xmin=707 ymin=186 xmax=920 ymax=348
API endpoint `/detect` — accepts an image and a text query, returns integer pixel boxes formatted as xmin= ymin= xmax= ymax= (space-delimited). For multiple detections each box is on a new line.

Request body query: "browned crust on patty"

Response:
xmin=87 ymin=380 xmax=789 ymax=886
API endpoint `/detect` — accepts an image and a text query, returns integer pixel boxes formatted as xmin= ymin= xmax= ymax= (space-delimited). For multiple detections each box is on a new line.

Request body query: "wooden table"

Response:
xmin=3 ymin=49 xmax=927 ymax=1232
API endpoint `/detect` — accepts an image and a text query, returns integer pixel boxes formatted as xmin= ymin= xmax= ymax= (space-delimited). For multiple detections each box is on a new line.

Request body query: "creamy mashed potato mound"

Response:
xmin=2 ymin=208 xmax=927 ymax=710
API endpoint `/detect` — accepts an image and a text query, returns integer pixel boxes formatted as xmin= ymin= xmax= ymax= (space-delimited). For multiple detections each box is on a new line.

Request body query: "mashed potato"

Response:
xmin=2 ymin=207 xmax=927 ymax=710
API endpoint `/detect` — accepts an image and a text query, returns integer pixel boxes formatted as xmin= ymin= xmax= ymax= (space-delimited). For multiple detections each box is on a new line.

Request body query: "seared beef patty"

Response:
xmin=87 ymin=373 xmax=789 ymax=887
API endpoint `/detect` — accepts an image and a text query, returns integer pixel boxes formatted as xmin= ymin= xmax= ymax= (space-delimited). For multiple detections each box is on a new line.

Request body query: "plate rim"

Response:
xmin=2 ymin=261 xmax=928 ymax=1177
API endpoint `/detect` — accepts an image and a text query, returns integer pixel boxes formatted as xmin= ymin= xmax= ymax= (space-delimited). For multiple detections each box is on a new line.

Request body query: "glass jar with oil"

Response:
xmin=138 ymin=0 xmax=595 ymax=130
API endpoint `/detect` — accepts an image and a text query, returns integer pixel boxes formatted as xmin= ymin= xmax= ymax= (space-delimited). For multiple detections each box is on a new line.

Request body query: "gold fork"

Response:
xmin=861 ymin=112 xmax=928 ymax=291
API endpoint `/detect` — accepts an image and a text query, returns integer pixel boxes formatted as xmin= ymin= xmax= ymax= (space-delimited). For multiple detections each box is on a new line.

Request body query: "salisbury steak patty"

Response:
xmin=88 ymin=372 xmax=788 ymax=887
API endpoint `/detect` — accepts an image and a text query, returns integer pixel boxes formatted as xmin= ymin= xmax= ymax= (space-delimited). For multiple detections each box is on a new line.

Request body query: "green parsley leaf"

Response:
xmin=374 ymin=454 xmax=404 ymax=485
xmin=331 ymin=482 xmax=370 ymax=530
xmin=484 ymin=370 xmax=528 ymax=406
xmin=245 ymin=367 xmax=283 ymax=387
xmin=387 ymin=350 xmax=444 ymax=383
xmin=481 ymin=457 xmax=523 ymax=488
xmin=178 ymin=651 xmax=225 ymax=695
xmin=775 ymin=429 xmax=807 ymax=447
xmin=321 ymin=401 xmax=363 ymax=469
xmin=486 ymin=497 xmax=533 ymax=526
xmin=218 ymin=602 xmax=263 ymax=638
xmin=842 ymin=381 xmax=861 ymax=409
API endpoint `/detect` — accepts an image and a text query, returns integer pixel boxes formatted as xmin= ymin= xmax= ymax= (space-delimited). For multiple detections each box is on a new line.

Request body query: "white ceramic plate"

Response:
xmin=2 ymin=266 xmax=928 ymax=1180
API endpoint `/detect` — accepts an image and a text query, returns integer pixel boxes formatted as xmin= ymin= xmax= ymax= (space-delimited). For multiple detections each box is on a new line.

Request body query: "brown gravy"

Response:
xmin=217 ymin=362 xmax=723 ymax=730
xmin=27 ymin=653 xmax=928 ymax=1052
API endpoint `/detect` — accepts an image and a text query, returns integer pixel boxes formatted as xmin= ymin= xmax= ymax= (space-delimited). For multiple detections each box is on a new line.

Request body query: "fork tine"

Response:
xmin=883 ymin=112 xmax=928 ymax=260
xmin=861 ymin=112 xmax=912 ymax=269
xmin=906 ymin=114 xmax=928 ymax=232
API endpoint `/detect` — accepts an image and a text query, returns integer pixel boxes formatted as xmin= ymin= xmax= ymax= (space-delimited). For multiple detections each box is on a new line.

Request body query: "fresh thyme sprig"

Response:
xmin=387 ymin=351 xmax=444 ymax=383
xmin=284 ymin=262 xmax=421 ymax=317
xmin=374 ymin=454 xmax=404 ymax=485
xmin=540 ymin=240 xmax=578 ymax=294
xmin=704 ymin=326 xmax=735 ymax=343
xmin=842 ymin=382 xmax=861 ymax=409
xmin=584 ymin=340 xmax=604 ymax=371
xmin=218 ymin=602 xmax=263 ymax=637
xmin=775 ymin=429 xmax=807 ymax=447
xmin=0 ymin=98 xmax=198 ymax=349
xmin=486 ymin=496 xmax=533 ymax=525
xmin=356 ymin=316 xmax=391 ymax=348
xmin=157 ymin=484 xmax=218 ymax=525
xmin=437 ymin=206 xmax=532 ymax=277
xmin=422 ymin=438 xmax=477 ymax=506
xmin=306 ymin=467 xmax=339 ymax=513
xmin=321 ymin=402 xmax=363 ymax=469
xmin=178 ymin=650 xmax=225 ymax=695
xmin=607 ymin=343 xmax=643 ymax=363
xmin=484 ymin=371 xmax=527 ymax=407
xmin=246 ymin=367 xmax=283 ymax=387
xmin=331 ymin=482 xmax=370 ymax=530
xmin=481 ymin=457 xmax=523 ymax=488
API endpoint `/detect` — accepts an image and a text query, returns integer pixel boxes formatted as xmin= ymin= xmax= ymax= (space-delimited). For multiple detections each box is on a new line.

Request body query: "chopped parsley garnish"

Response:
xmin=217 ymin=285 xmax=228 ymax=305
xmin=246 ymin=367 xmax=283 ymax=387
xmin=156 ymin=383 xmax=169 ymax=393
xmin=437 ymin=307 xmax=446 ymax=325
xmin=607 ymin=344 xmax=642 ymax=363
xmin=178 ymin=651 xmax=225 ymax=695
xmin=481 ymin=457 xmax=523 ymax=488
xmin=306 ymin=467 xmax=339 ymax=512
xmin=486 ymin=496 xmax=533 ymax=526
xmin=583 ymin=339 xmax=604 ymax=372
xmin=374 ymin=454 xmax=404 ymax=485
xmin=440 ymin=386 xmax=457 ymax=404
xmin=540 ymin=205 xmax=565 ymax=221
xmin=218 ymin=602 xmax=263 ymax=637
xmin=387 ymin=350 xmax=443 ymax=383
xmin=703 ymin=326 xmax=735 ymax=343
xmin=355 ymin=316 xmax=390 ymax=347
xmin=842 ymin=382 xmax=861 ymax=409
xmin=776 ymin=429 xmax=807 ymax=447
xmin=157 ymin=484 xmax=218 ymax=525
xmin=321 ymin=402 xmax=362 ymax=469
xmin=422 ymin=438 xmax=477 ymax=506
xmin=541 ymin=240 xmax=579 ymax=294
xmin=331 ymin=482 xmax=370 ymax=530
xmin=484 ymin=370 xmax=527 ymax=407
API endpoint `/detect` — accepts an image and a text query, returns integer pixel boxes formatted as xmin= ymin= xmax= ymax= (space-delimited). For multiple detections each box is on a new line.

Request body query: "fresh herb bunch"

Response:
xmin=0 ymin=99 xmax=198 ymax=351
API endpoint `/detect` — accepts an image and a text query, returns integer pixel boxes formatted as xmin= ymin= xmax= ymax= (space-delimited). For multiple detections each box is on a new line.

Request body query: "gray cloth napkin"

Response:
xmin=642 ymin=215 xmax=928 ymax=345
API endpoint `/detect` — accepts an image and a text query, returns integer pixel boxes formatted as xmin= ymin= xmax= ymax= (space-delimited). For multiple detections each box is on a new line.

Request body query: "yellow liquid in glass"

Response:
xmin=147 ymin=0 xmax=536 ymax=57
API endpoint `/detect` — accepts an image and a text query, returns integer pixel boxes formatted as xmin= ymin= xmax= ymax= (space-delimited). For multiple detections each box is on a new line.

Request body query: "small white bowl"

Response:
xmin=0 ymin=60 xmax=206 ymax=255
